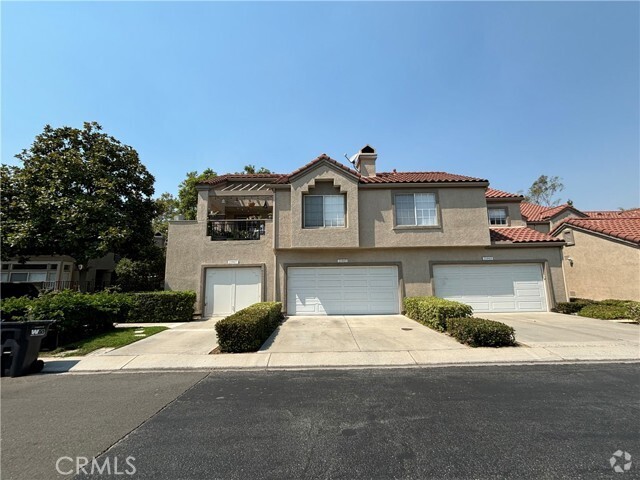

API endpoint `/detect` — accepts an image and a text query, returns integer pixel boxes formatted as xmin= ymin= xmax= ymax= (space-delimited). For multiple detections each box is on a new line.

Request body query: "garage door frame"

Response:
xmin=284 ymin=262 xmax=403 ymax=315
xmin=200 ymin=264 xmax=265 ymax=317
xmin=429 ymin=260 xmax=552 ymax=312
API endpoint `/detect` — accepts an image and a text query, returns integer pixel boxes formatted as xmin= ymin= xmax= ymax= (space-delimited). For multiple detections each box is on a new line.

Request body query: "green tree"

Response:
xmin=153 ymin=192 xmax=179 ymax=238
xmin=237 ymin=165 xmax=271 ymax=174
xmin=1 ymin=122 xmax=156 ymax=265
xmin=114 ymin=246 xmax=165 ymax=292
xmin=177 ymin=169 xmax=217 ymax=220
xmin=524 ymin=175 xmax=565 ymax=206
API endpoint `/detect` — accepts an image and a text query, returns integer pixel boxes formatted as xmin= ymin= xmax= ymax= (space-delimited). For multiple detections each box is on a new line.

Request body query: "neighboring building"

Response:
xmin=519 ymin=202 xmax=588 ymax=233
xmin=165 ymin=146 xmax=567 ymax=317
xmin=550 ymin=217 xmax=640 ymax=301
xmin=1 ymin=254 xmax=116 ymax=292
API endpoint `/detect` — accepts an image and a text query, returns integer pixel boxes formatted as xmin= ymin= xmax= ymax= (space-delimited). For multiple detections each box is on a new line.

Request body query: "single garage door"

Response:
xmin=204 ymin=267 xmax=262 ymax=317
xmin=433 ymin=264 xmax=547 ymax=312
xmin=287 ymin=266 xmax=399 ymax=315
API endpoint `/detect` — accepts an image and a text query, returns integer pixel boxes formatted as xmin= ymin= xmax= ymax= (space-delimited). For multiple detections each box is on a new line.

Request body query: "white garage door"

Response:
xmin=204 ymin=267 xmax=262 ymax=317
xmin=433 ymin=264 xmax=547 ymax=313
xmin=287 ymin=266 xmax=399 ymax=315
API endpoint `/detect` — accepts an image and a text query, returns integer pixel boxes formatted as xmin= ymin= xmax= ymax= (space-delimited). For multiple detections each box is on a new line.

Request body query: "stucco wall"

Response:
xmin=288 ymin=165 xmax=360 ymax=248
xmin=275 ymin=246 xmax=566 ymax=313
xmin=529 ymin=223 xmax=551 ymax=234
xmin=562 ymin=228 xmax=640 ymax=301
xmin=486 ymin=201 xmax=526 ymax=227
xmin=358 ymin=187 xmax=491 ymax=248
xmin=165 ymin=220 xmax=275 ymax=315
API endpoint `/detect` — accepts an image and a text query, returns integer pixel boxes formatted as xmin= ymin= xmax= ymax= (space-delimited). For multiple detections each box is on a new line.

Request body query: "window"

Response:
xmin=488 ymin=208 xmax=508 ymax=225
xmin=395 ymin=193 xmax=438 ymax=226
xmin=303 ymin=195 xmax=345 ymax=228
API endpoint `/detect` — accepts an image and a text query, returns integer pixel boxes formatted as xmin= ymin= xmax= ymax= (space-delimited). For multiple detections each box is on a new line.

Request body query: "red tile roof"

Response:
xmin=360 ymin=171 xmax=487 ymax=184
xmin=199 ymin=173 xmax=286 ymax=186
xmin=490 ymin=227 xmax=563 ymax=243
xmin=485 ymin=188 xmax=523 ymax=199
xmin=584 ymin=208 xmax=640 ymax=218
xmin=202 ymin=154 xmax=488 ymax=186
xmin=274 ymin=154 xmax=361 ymax=183
xmin=552 ymin=218 xmax=640 ymax=245
xmin=519 ymin=202 xmax=580 ymax=222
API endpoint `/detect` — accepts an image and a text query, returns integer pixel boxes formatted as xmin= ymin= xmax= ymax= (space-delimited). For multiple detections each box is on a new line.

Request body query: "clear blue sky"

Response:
xmin=2 ymin=1 xmax=638 ymax=210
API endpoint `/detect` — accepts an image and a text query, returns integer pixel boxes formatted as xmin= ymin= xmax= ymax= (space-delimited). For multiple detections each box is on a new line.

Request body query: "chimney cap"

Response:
xmin=359 ymin=145 xmax=376 ymax=154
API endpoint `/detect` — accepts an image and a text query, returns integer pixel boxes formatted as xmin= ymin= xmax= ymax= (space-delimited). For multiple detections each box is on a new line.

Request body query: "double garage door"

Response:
xmin=287 ymin=266 xmax=399 ymax=315
xmin=433 ymin=264 xmax=547 ymax=313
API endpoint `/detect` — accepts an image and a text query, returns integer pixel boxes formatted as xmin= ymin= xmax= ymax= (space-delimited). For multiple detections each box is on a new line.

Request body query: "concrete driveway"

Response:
xmin=480 ymin=312 xmax=639 ymax=359
xmin=106 ymin=317 xmax=222 ymax=356
xmin=260 ymin=315 xmax=465 ymax=353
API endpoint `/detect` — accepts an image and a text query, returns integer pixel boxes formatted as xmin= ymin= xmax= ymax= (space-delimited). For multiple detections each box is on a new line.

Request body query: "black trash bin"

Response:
xmin=1 ymin=320 xmax=55 ymax=377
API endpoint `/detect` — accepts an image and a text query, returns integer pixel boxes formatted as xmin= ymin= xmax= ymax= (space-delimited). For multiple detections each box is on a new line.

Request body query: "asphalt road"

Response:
xmin=2 ymin=365 xmax=639 ymax=480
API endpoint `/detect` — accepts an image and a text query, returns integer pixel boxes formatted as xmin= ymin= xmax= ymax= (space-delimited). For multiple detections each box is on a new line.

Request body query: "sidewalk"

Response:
xmin=42 ymin=343 xmax=639 ymax=373
xmin=40 ymin=314 xmax=640 ymax=373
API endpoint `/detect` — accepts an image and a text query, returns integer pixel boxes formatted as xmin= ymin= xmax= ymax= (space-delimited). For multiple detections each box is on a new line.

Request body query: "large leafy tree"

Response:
xmin=153 ymin=192 xmax=179 ymax=238
xmin=177 ymin=169 xmax=217 ymax=220
xmin=1 ymin=122 xmax=156 ymax=265
xmin=524 ymin=175 xmax=565 ymax=206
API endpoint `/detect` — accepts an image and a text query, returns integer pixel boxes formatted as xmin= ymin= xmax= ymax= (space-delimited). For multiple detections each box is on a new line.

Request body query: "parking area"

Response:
xmin=260 ymin=315 xmax=465 ymax=353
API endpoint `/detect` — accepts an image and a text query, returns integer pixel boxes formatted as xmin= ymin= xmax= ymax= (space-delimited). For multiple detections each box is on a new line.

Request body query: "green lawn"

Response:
xmin=45 ymin=327 xmax=168 ymax=357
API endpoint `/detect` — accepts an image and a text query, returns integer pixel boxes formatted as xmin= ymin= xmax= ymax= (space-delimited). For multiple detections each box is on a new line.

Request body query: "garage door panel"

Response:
xmin=433 ymin=264 xmax=547 ymax=313
xmin=205 ymin=267 xmax=262 ymax=317
xmin=287 ymin=266 xmax=399 ymax=315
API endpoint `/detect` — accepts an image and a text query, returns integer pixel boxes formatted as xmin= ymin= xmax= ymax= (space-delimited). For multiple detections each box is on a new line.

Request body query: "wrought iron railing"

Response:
xmin=36 ymin=281 xmax=111 ymax=293
xmin=207 ymin=220 xmax=267 ymax=241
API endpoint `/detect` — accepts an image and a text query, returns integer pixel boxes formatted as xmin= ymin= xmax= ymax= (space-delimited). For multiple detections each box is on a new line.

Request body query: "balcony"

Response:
xmin=207 ymin=219 xmax=268 ymax=241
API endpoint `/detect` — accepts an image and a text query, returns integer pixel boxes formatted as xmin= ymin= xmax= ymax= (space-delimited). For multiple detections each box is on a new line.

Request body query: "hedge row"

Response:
xmin=403 ymin=296 xmax=516 ymax=347
xmin=124 ymin=291 xmax=197 ymax=323
xmin=446 ymin=317 xmax=516 ymax=347
xmin=215 ymin=302 xmax=283 ymax=353
xmin=553 ymin=298 xmax=639 ymax=321
xmin=403 ymin=296 xmax=473 ymax=331
xmin=0 ymin=290 xmax=196 ymax=345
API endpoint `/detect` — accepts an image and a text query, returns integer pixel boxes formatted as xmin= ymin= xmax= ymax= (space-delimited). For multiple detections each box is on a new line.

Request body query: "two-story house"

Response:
xmin=165 ymin=146 xmax=567 ymax=317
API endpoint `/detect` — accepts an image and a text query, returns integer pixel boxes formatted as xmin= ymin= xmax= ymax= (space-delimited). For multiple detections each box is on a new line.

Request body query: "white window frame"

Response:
xmin=394 ymin=193 xmax=438 ymax=226
xmin=303 ymin=195 xmax=346 ymax=228
xmin=488 ymin=208 xmax=508 ymax=226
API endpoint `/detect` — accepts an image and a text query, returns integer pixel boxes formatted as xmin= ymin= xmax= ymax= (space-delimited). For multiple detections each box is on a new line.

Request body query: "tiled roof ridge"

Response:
xmin=553 ymin=217 xmax=640 ymax=245
xmin=490 ymin=226 xmax=563 ymax=243
xmin=485 ymin=187 xmax=524 ymax=199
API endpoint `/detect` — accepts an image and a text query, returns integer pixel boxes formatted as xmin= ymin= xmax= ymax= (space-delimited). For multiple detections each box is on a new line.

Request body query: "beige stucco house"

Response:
xmin=165 ymin=146 xmax=567 ymax=317
xmin=1 ymin=253 xmax=116 ymax=292
xmin=550 ymin=218 xmax=640 ymax=301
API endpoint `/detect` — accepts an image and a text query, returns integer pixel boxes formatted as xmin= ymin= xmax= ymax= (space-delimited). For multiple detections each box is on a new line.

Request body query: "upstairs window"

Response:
xmin=303 ymin=195 xmax=345 ymax=228
xmin=488 ymin=208 xmax=508 ymax=225
xmin=395 ymin=193 xmax=438 ymax=226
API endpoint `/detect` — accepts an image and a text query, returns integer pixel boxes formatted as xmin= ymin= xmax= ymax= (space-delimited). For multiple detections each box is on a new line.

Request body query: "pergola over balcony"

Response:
xmin=201 ymin=179 xmax=276 ymax=241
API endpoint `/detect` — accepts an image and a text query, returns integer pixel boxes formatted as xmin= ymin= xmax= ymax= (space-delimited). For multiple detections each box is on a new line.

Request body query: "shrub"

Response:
xmin=403 ymin=297 xmax=473 ymax=331
xmin=626 ymin=303 xmax=640 ymax=323
xmin=578 ymin=303 xmax=632 ymax=320
xmin=552 ymin=300 xmax=592 ymax=315
xmin=0 ymin=295 xmax=33 ymax=321
xmin=124 ymin=291 xmax=196 ymax=323
xmin=115 ymin=254 xmax=164 ymax=292
xmin=0 ymin=290 xmax=125 ymax=344
xmin=215 ymin=302 xmax=283 ymax=353
xmin=445 ymin=317 xmax=516 ymax=347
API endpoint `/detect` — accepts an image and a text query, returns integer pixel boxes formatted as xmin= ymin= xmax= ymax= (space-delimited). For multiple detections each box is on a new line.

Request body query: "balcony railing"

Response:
xmin=207 ymin=219 xmax=267 ymax=241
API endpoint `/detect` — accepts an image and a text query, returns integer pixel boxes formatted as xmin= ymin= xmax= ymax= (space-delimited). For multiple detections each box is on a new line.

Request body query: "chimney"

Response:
xmin=356 ymin=145 xmax=377 ymax=177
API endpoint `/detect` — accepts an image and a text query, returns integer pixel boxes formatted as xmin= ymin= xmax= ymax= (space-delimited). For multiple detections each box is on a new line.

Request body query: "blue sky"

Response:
xmin=2 ymin=1 xmax=638 ymax=210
